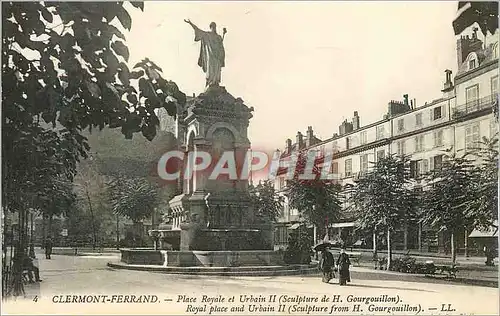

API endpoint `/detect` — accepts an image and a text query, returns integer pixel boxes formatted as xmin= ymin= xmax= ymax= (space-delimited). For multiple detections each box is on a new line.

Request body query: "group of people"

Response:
xmin=319 ymin=248 xmax=351 ymax=285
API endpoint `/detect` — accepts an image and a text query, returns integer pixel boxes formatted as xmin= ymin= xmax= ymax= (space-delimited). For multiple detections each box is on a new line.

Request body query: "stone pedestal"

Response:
xmin=159 ymin=86 xmax=273 ymax=253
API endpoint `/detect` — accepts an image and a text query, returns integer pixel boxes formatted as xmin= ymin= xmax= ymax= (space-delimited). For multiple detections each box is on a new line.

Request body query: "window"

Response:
xmin=397 ymin=119 xmax=405 ymax=133
xmin=430 ymin=155 xmax=443 ymax=170
xmin=360 ymin=154 xmax=368 ymax=172
xmin=465 ymin=124 xmax=480 ymax=150
xmin=468 ymin=59 xmax=476 ymax=70
xmin=414 ymin=135 xmax=424 ymax=152
xmin=433 ymin=107 xmax=442 ymax=120
xmin=396 ymin=140 xmax=406 ymax=156
xmin=433 ymin=130 xmax=443 ymax=147
xmin=377 ymin=150 xmax=385 ymax=161
xmin=415 ymin=113 xmax=422 ymax=127
xmin=466 ymin=85 xmax=479 ymax=107
xmin=419 ymin=159 xmax=429 ymax=176
xmin=346 ymin=137 xmax=350 ymax=150
xmin=360 ymin=131 xmax=367 ymax=145
xmin=345 ymin=159 xmax=352 ymax=177
xmin=492 ymin=76 xmax=498 ymax=97
xmin=376 ymin=126 xmax=385 ymax=140
xmin=330 ymin=161 xmax=339 ymax=174
xmin=411 ymin=159 xmax=428 ymax=178
xmin=494 ymin=43 xmax=499 ymax=59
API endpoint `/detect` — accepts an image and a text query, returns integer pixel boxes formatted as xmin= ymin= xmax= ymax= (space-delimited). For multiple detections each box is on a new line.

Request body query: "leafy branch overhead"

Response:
xmin=2 ymin=2 xmax=186 ymax=142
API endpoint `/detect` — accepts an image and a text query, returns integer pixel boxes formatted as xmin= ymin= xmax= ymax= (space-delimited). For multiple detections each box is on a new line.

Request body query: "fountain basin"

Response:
xmin=119 ymin=248 xmax=284 ymax=267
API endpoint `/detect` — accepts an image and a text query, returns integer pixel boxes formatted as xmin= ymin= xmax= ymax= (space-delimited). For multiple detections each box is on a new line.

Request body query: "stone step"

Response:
xmin=107 ymin=262 xmax=319 ymax=277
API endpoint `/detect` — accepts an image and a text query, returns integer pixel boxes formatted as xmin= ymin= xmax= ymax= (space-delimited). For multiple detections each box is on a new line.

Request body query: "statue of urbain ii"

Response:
xmin=185 ymin=19 xmax=227 ymax=89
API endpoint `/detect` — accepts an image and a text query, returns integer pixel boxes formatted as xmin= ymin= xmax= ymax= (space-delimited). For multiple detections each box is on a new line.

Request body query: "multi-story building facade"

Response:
xmin=273 ymin=2 xmax=498 ymax=254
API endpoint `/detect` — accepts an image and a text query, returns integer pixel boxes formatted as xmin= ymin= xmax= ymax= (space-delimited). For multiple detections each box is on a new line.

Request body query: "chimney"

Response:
xmin=352 ymin=111 xmax=360 ymax=130
xmin=456 ymin=34 xmax=483 ymax=67
xmin=285 ymin=139 xmax=292 ymax=154
xmin=306 ymin=126 xmax=314 ymax=147
xmin=442 ymin=69 xmax=454 ymax=92
xmin=296 ymin=132 xmax=304 ymax=150
xmin=403 ymin=94 xmax=409 ymax=106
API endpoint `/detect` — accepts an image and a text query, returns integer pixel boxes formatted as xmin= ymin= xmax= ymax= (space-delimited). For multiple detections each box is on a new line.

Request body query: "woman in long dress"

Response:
xmin=320 ymin=248 xmax=335 ymax=283
xmin=336 ymin=248 xmax=351 ymax=285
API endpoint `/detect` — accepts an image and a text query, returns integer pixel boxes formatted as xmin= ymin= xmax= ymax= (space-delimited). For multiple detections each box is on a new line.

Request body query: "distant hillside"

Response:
xmin=84 ymin=126 xmax=178 ymax=179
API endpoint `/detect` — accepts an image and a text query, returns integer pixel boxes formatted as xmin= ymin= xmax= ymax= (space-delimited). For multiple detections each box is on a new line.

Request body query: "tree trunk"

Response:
xmin=464 ymin=229 xmax=468 ymax=258
xmin=85 ymin=190 xmax=97 ymax=249
xmin=372 ymin=231 xmax=377 ymax=255
xmin=116 ymin=214 xmax=120 ymax=250
xmin=451 ymin=231 xmax=456 ymax=265
xmin=41 ymin=214 xmax=46 ymax=249
xmin=12 ymin=207 xmax=26 ymax=296
xmin=418 ymin=222 xmax=422 ymax=252
xmin=48 ymin=214 xmax=53 ymax=237
xmin=386 ymin=229 xmax=392 ymax=270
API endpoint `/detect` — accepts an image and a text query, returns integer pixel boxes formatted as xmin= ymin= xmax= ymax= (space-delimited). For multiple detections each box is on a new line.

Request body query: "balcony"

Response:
xmin=452 ymin=94 xmax=497 ymax=119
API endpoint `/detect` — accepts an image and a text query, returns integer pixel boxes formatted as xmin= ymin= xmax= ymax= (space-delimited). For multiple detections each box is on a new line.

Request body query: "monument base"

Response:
xmin=120 ymin=249 xmax=283 ymax=267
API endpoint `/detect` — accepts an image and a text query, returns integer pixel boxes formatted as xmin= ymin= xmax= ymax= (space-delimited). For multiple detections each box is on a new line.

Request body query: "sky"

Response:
xmin=125 ymin=1 xmax=459 ymax=152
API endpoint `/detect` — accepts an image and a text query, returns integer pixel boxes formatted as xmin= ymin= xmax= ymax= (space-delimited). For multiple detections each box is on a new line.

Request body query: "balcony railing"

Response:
xmin=452 ymin=94 xmax=497 ymax=119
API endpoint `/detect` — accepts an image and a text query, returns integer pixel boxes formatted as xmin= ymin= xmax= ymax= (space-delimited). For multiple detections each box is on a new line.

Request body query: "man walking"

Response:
xmin=45 ymin=236 xmax=53 ymax=259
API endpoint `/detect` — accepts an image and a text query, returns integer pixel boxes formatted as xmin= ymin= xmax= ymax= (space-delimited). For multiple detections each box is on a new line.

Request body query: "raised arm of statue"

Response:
xmin=184 ymin=19 xmax=206 ymax=41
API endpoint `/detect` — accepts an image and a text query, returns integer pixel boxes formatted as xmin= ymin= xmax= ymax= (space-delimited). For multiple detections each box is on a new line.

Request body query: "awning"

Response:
xmin=330 ymin=222 xmax=357 ymax=228
xmin=469 ymin=221 xmax=498 ymax=238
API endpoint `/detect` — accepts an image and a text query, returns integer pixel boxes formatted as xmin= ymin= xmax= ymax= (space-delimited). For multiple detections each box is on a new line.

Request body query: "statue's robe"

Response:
xmin=193 ymin=26 xmax=225 ymax=87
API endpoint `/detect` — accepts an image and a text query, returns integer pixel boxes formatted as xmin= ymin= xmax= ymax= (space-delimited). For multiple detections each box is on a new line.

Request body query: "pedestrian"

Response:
xmin=45 ymin=236 xmax=53 ymax=259
xmin=319 ymin=248 xmax=335 ymax=283
xmin=484 ymin=245 xmax=494 ymax=266
xmin=22 ymin=252 xmax=42 ymax=283
xmin=336 ymin=248 xmax=351 ymax=286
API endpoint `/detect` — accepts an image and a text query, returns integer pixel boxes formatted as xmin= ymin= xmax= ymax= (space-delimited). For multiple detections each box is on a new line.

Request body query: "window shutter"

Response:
xmin=423 ymin=159 xmax=429 ymax=173
xmin=441 ymin=105 xmax=447 ymax=118
xmin=430 ymin=108 xmax=434 ymax=121
xmin=433 ymin=132 xmax=437 ymax=147
xmin=429 ymin=156 xmax=434 ymax=171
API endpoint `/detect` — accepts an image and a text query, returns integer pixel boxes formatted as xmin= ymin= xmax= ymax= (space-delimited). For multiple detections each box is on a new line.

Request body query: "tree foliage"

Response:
xmin=3 ymin=2 xmax=186 ymax=142
xmin=286 ymin=153 xmax=343 ymax=236
xmin=349 ymin=154 xmax=417 ymax=269
xmin=350 ymin=155 xmax=416 ymax=233
xmin=249 ymin=180 xmax=284 ymax=222
xmin=108 ymin=177 xmax=159 ymax=223
xmin=283 ymin=224 xmax=313 ymax=265
xmin=421 ymin=152 xmax=480 ymax=263
xmin=421 ymin=153 xmax=477 ymax=233
xmin=467 ymin=136 xmax=499 ymax=230
xmin=2 ymin=2 xmax=184 ymax=296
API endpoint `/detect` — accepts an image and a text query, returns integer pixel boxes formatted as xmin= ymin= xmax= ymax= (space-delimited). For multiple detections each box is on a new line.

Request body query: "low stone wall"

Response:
xmin=120 ymin=249 xmax=284 ymax=267
xmin=120 ymin=249 xmax=164 ymax=265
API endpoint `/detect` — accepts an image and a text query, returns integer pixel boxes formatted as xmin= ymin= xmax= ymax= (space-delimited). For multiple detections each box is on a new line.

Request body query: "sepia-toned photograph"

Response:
xmin=1 ymin=1 xmax=499 ymax=315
